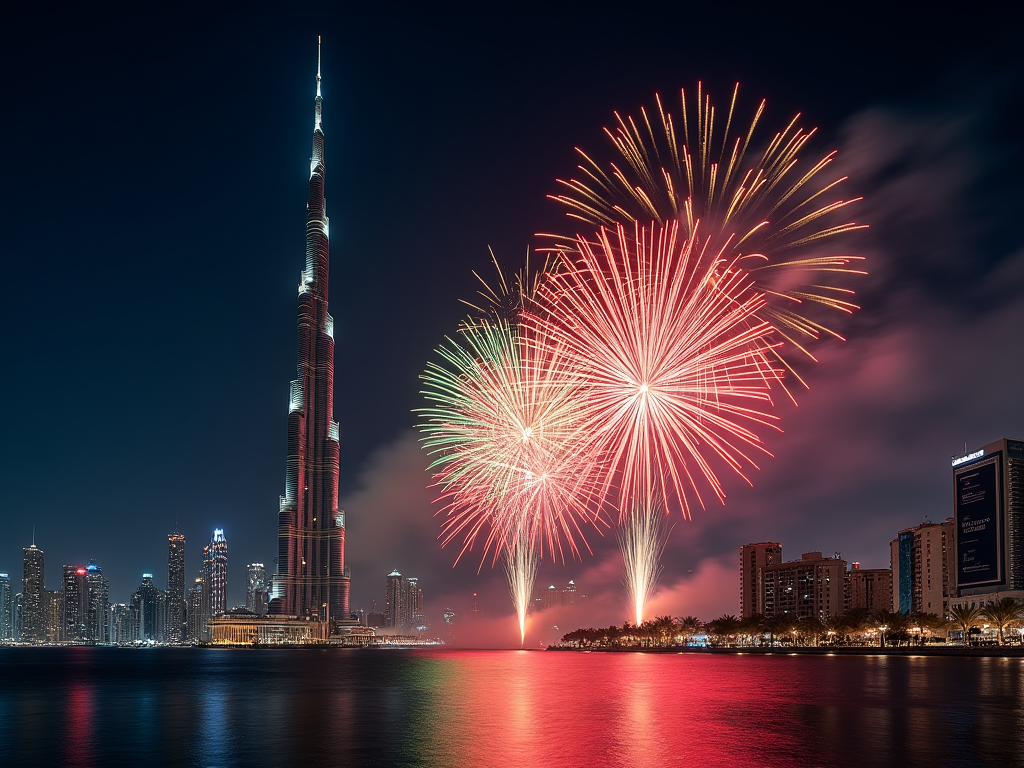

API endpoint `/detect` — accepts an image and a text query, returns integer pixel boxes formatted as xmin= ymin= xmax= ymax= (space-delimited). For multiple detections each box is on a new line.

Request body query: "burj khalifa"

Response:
xmin=271 ymin=40 xmax=350 ymax=621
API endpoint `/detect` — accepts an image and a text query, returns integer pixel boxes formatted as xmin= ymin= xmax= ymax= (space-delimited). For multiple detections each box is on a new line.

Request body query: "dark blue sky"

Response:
xmin=2 ymin=6 xmax=1021 ymax=639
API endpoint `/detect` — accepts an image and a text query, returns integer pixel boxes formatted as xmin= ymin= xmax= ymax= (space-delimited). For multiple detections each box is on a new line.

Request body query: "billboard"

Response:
xmin=955 ymin=456 xmax=1003 ymax=588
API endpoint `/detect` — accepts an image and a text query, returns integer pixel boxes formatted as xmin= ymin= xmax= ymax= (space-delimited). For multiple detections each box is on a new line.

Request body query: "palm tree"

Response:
xmin=981 ymin=597 xmax=1023 ymax=646
xmin=706 ymin=614 xmax=740 ymax=646
xmin=737 ymin=614 xmax=762 ymax=647
xmin=870 ymin=609 xmax=910 ymax=648
xmin=677 ymin=616 xmax=702 ymax=646
xmin=767 ymin=614 xmax=799 ymax=647
xmin=651 ymin=615 xmax=678 ymax=647
xmin=948 ymin=604 xmax=985 ymax=646
xmin=797 ymin=616 xmax=826 ymax=647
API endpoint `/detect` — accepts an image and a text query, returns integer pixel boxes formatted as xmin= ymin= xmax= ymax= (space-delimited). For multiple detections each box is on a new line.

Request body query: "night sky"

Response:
xmin=2 ymin=6 xmax=1022 ymax=646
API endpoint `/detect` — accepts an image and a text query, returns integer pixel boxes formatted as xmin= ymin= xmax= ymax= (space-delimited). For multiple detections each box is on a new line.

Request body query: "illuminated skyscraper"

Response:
xmin=85 ymin=561 xmax=109 ymax=643
xmin=246 ymin=563 xmax=268 ymax=615
xmin=21 ymin=542 xmax=44 ymax=642
xmin=407 ymin=577 xmax=423 ymax=627
xmin=385 ymin=570 xmax=404 ymax=627
xmin=62 ymin=565 xmax=88 ymax=641
xmin=0 ymin=573 xmax=12 ymax=640
xmin=188 ymin=575 xmax=210 ymax=643
xmin=167 ymin=529 xmax=186 ymax=643
xmin=272 ymin=40 xmax=350 ymax=621
xmin=204 ymin=529 xmax=228 ymax=617
xmin=131 ymin=574 xmax=165 ymax=642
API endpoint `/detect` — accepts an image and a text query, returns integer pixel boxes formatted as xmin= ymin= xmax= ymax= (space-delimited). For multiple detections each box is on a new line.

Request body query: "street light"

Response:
xmin=879 ymin=624 xmax=888 ymax=648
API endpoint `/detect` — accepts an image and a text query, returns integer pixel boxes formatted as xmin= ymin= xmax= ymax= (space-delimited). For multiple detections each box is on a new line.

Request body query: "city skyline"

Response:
xmin=1 ymin=9 xmax=1022 ymax=645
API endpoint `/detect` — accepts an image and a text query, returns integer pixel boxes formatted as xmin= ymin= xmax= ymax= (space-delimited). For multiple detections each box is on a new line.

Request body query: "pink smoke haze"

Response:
xmin=343 ymin=90 xmax=1024 ymax=647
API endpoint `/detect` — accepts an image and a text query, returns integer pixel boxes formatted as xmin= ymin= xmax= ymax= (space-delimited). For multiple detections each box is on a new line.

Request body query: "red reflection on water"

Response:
xmin=63 ymin=682 xmax=95 ymax=766
xmin=421 ymin=651 xmax=797 ymax=765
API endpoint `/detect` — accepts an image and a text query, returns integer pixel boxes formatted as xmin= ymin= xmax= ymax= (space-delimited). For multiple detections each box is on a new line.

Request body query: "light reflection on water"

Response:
xmin=1 ymin=648 xmax=1022 ymax=767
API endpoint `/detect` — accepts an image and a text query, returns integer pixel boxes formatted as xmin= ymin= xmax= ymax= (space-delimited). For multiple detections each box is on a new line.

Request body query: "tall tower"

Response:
xmin=0 ymin=572 xmax=12 ymax=640
xmin=272 ymin=38 xmax=350 ymax=621
xmin=21 ymin=542 xmax=44 ymax=642
xmin=62 ymin=565 xmax=88 ymax=641
xmin=385 ymin=570 xmax=403 ymax=628
xmin=85 ymin=560 xmax=109 ymax=643
xmin=167 ymin=529 xmax=186 ymax=643
xmin=246 ymin=563 xmax=268 ymax=615
xmin=204 ymin=529 xmax=228 ymax=616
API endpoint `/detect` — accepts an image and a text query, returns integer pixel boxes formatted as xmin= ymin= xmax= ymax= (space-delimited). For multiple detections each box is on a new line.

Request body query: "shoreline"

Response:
xmin=548 ymin=644 xmax=1024 ymax=657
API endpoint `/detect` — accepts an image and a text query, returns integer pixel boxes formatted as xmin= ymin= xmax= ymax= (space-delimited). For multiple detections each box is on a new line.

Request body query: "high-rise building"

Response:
xmin=532 ymin=580 xmax=587 ymax=611
xmin=443 ymin=608 xmax=456 ymax=643
xmin=109 ymin=603 xmax=132 ymax=645
xmin=167 ymin=529 xmax=186 ymax=644
xmin=890 ymin=518 xmax=954 ymax=616
xmin=14 ymin=593 xmax=23 ymax=640
xmin=131 ymin=573 xmax=165 ymax=642
xmin=85 ymin=561 xmax=109 ymax=643
xmin=21 ymin=543 xmax=45 ymax=642
xmin=203 ymin=529 xmax=228 ymax=617
xmin=61 ymin=565 xmax=88 ymax=641
xmin=42 ymin=589 xmax=62 ymax=643
xmin=0 ymin=573 xmax=12 ymax=640
xmin=272 ymin=41 xmax=350 ymax=622
xmin=384 ymin=571 xmax=424 ymax=628
xmin=246 ymin=563 xmax=268 ymax=616
xmin=951 ymin=438 xmax=1024 ymax=601
xmin=385 ymin=570 xmax=404 ymax=628
xmin=407 ymin=577 xmax=423 ymax=627
xmin=846 ymin=562 xmax=892 ymax=613
xmin=762 ymin=552 xmax=847 ymax=622
xmin=739 ymin=542 xmax=783 ymax=618
xmin=188 ymin=575 xmax=210 ymax=643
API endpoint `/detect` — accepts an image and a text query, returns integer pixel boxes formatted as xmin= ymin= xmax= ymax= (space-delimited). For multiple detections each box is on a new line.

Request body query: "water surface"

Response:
xmin=1 ymin=648 xmax=1021 ymax=766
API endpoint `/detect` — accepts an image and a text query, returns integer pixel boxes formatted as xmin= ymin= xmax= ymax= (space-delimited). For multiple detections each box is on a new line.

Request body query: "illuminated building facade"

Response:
xmin=42 ymin=589 xmax=62 ymax=642
xmin=167 ymin=530 xmax=186 ymax=643
xmin=62 ymin=565 xmax=88 ymax=641
xmin=890 ymin=518 xmax=954 ymax=616
xmin=0 ymin=572 xmax=12 ymax=640
xmin=762 ymin=552 xmax=847 ymax=622
xmin=532 ymin=580 xmax=587 ymax=612
xmin=247 ymin=563 xmax=268 ymax=616
xmin=109 ymin=603 xmax=132 ymax=644
xmin=21 ymin=543 xmax=44 ymax=642
xmin=739 ymin=542 xmax=783 ymax=618
xmin=385 ymin=570 xmax=404 ymax=627
xmin=131 ymin=573 xmax=165 ymax=642
xmin=85 ymin=561 xmax=109 ymax=643
xmin=204 ymin=529 xmax=228 ymax=617
xmin=951 ymin=438 xmax=1024 ymax=602
xmin=188 ymin=575 xmax=210 ymax=643
xmin=272 ymin=41 xmax=350 ymax=622
xmin=407 ymin=577 xmax=423 ymax=627
xmin=846 ymin=563 xmax=892 ymax=613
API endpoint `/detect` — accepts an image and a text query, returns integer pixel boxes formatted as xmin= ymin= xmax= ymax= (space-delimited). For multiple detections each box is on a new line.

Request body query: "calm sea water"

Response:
xmin=1 ymin=647 xmax=1022 ymax=767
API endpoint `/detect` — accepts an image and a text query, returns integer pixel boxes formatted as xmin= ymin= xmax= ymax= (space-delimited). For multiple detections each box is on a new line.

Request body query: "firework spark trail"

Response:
xmin=418 ymin=263 xmax=608 ymax=644
xmin=545 ymin=84 xmax=866 ymax=389
xmin=526 ymin=220 xmax=782 ymax=622
xmin=618 ymin=504 xmax=670 ymax=627
xmin=504 ymin=531 xmax=540 ymax=645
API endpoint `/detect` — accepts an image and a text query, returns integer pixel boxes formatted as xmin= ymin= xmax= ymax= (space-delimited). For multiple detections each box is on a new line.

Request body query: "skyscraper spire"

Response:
xmin=314 ymin=35 xmax=323 ymax=131
xmin=272 ymin=39 xmax=349 ymax=622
